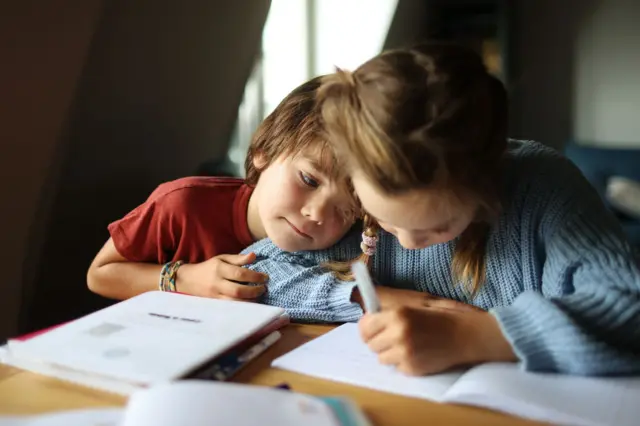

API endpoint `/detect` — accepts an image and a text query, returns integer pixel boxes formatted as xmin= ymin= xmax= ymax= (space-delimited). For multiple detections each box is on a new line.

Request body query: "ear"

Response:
xmin=253 ymin=152 xmax=267 ymax=169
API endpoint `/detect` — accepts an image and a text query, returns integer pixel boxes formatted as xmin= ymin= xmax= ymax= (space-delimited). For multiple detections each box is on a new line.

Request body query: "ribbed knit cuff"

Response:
xmin=326 ymin=281 xmax=363 ymax=322
xmin=490 ymin=292 xmax=566 ymax=373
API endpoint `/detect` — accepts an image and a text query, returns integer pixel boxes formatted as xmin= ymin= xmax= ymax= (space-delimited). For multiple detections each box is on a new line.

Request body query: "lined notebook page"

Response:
xmin=445 ymin=363 xmax=640 ymax=426
xmin=271 ymin=323 xmax=462 ymax=400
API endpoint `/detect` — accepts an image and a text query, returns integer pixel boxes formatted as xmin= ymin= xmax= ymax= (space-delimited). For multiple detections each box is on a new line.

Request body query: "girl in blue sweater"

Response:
xmin=242 ymin=44 xmax=640 ymax=377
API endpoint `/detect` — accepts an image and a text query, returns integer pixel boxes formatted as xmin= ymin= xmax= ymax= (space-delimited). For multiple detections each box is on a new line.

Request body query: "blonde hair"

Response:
xmin=318 ymin=43 xmax=508 ymax=295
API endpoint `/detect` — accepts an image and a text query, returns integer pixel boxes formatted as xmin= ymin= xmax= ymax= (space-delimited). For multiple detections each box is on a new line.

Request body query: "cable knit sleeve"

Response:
xmin=240 ymin=233 xmax=364 ymax=323
xmin=491 ymin=151 xmax=640 ymax=375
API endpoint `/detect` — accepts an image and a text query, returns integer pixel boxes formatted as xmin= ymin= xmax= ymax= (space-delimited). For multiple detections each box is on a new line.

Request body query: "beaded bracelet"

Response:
xmin=159 ymin=260 xmax=184 ymax=292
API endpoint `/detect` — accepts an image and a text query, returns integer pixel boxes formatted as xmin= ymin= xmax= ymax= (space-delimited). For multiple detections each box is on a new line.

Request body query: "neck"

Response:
xmin=246 ymin=192 xmax=267 ymax=241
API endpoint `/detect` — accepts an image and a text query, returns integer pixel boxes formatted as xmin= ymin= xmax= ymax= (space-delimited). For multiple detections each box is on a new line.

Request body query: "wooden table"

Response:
xmin=0 ymin=324 xmax=542 ymax=426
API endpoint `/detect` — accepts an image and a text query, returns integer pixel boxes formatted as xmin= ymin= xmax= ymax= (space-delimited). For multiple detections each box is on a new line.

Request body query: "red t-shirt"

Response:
xmin=108 ymin=177 xmax=254 ymax=264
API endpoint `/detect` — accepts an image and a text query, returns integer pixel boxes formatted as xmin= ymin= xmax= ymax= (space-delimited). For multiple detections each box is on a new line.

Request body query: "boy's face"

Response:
xmin=250 ymin=147 xmax=357 ymax=252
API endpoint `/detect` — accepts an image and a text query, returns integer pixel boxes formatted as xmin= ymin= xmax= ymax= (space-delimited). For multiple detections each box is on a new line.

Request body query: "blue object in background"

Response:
xmin=564 ymin=141 xmax=640 ymax=248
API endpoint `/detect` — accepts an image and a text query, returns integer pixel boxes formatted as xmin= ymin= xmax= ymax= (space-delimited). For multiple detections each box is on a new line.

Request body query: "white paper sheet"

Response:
xmin=271 ymin=323 xmax=640 ymax=426
xmin=446 ymin=363 xmax=640 ymax=426
xmin=271 ymin=323 xmax=462 ymax=400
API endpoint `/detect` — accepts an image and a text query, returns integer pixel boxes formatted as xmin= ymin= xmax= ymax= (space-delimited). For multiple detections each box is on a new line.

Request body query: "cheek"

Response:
xmin=272 ymin=179 xmax=305 ymax=210
xmin=451 ymin=217 xmax=474 ymax=238
xmin=429 ymin=233 xmax=455 ymax=245
xmin=378 ymin=223 xmax=396 ymax=236
xmin=320 ymin=206 xmax=354 ymax=237
xmin=323 ymin=218 xmax=353 ymax=242
xmin=431 ymin=221 xmax=471 ymax=244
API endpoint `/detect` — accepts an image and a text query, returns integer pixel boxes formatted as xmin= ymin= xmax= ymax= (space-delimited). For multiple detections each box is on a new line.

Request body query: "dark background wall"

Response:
xmin=508 ymin=0 xmax=602 ymax=149
xmin=0 ymin=0 xmax=105 ymax=340
xmin=1 ymin=0 xmax=270 ymax=338
xmin=385 ymin=0 xmax=620 ymax=150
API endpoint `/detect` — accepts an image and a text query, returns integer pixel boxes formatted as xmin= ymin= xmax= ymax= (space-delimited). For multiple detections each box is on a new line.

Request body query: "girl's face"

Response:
xmin=352 ymin=172 xmax=479 ymax=249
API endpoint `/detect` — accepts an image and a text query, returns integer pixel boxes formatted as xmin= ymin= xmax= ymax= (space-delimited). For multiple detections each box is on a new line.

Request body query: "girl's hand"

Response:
xmin=358 ymin=306 xmax=517 ymax=376
xmin=177 ymin=252 xmax=268 ymax=300
xmin=369 ymin=286 xmax=483 ymax=313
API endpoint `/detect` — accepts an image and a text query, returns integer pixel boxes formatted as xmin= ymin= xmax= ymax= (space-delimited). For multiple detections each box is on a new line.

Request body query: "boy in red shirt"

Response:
xmin=86 ymin=77 xmax=359 ymax=301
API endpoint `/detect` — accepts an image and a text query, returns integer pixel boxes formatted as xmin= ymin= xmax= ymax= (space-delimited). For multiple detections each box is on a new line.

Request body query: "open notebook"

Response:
xmin=0 ymin=381 xmax=371 ymax=426
xmin=272 ymin=323 xmax=640 ymax=426
xmin=1 ymin=292 xmax=288 ymax=395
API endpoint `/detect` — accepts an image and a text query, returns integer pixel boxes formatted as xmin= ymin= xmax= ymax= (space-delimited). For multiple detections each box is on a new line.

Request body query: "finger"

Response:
xmin=365 ymin=327 xmax=395 ymax=354
xmin=378 ymin=346 xmax=425 ymax=376
xmin=424 ymin=298 xmax=482 ymax=313
xmin=377 ymin=346 xmax=402 ymax=367
xmin=217 ymin=280 xmax=266 ymax=299
xmin=358 ymin=312 xmax=390 ymax=342
xmin=396 ymin=362 xmax=423 ymax=376
xmin=217 ymin=252 xmax=257 ymax=267
xmin=219 ymin=262 xmax=268 ymax=283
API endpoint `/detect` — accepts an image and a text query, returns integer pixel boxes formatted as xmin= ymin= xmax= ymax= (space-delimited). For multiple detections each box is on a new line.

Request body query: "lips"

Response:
xmin=284 ymin=219 xmax=312 ymax=239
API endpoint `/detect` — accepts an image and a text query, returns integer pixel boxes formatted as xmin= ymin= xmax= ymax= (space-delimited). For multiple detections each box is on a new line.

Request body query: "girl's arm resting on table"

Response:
xmin=491 ymin=163 xmax=640 ymax=376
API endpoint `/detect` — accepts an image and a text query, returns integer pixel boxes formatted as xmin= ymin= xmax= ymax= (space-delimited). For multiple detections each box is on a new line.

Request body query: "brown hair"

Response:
xmin=244 ymin=75 xmax=360 ymax=226
xmin=245 ymin=76 xmax=333 ymax=184
xmin=318 ymin=43 xmax=508 ymax=295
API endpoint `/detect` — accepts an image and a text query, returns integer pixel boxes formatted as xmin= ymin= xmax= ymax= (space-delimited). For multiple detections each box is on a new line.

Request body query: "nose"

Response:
xmin=301 ymin=195 xmax=330 ymax=225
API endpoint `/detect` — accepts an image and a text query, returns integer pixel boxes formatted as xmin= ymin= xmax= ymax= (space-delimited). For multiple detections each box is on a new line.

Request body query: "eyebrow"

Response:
xmin=302 ymin=156 xmax=334 ymax=177
xmin=305 ymin=158 xmax=324 ymax=171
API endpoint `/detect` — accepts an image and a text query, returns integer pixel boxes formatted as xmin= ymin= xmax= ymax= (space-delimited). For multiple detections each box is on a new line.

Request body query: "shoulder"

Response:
xmin=499 ymin=140 xmax=624 ymax=240
xmin=503 ymin=139 xmax=571 ymax=173
xmin=146 ymin=177 xmax=248 ymax=212
xmin=148 ymin=176 xmax=246 ymax=200
xmin=502 ymin=139 xmax=598 ymax=206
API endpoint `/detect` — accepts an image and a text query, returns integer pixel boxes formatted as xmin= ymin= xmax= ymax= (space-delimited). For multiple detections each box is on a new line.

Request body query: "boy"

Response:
xmin=87 ymin=77 xmax=359 ymax=301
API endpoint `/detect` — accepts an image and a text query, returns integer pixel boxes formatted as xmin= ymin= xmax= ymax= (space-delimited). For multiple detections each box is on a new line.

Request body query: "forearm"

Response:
xmin=87 ymin=262 xmax=161 ymax=300
xmin=501 ymin=200 xmax=640 ymax=375
xmin=498 ymin=154 xmax=640 ymax=375
xmin=492 ymin=290 xmax=640 ymax=375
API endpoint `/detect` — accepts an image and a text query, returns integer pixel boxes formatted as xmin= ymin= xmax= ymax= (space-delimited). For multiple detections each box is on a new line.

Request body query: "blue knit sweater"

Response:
xmin=241 ymin=140 xmax=640 ymax=376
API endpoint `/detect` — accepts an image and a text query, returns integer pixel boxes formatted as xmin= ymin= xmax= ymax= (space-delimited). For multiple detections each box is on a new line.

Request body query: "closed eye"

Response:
xmin=299 ymin=171 xmax=319 ymax=188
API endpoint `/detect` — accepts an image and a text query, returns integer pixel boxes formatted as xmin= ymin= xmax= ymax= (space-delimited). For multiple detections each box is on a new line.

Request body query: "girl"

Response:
xmin=243 ymin=43 xmax=640 ymax=376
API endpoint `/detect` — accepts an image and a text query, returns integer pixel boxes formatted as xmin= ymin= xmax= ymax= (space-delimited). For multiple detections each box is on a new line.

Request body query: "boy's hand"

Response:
xmin=176 ymin=252 xmax=268 ymax=301
xmin=359 ymin=286 xmax=482 ymax=313
xmin=358 ymin=306 xmax=516 ymax=376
